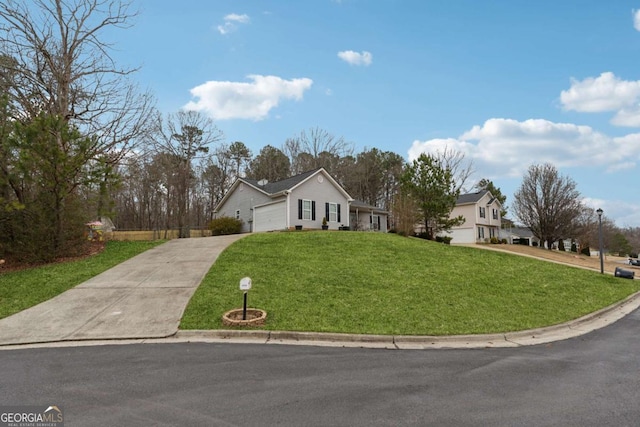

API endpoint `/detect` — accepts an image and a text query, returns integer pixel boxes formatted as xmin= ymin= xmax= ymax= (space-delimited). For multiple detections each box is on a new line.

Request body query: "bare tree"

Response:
xmin=0 ymin=0 xmax=155 ymax=160
xmin=149 ymin=110 xmax=223 ymax=237
xmin=283 ymin=127 xmax=354 ymax=175
xmin=432 ymin=146 xmax=475 ymax=194
xmin=513 ymin=163 xmax=583 ymax=250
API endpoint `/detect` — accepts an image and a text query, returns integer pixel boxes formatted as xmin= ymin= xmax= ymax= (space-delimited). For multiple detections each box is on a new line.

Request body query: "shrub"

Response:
xmin=630 ymin=252 xmax=638 ymax=259
xmin=501 ymin=238 xmax=507 ymax=244
xmin=571 ymin=242 xmax=577 ymax=253
xmin=435 ymin=235 xmax=452 ymax=245
xmin=490 ymin=237 xmax=499 ymax=244
xmin=581 ymin=246 xmax=591 ymax=256
xmin=558 ymin=239 xmax=565 ymax=252
xmin=209 ymin=217 xmax=242 ymax=236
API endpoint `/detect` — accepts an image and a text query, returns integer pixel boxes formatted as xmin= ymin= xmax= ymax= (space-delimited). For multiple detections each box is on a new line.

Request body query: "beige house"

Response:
xmin=442 ymin=190 xmax=503 ymax=244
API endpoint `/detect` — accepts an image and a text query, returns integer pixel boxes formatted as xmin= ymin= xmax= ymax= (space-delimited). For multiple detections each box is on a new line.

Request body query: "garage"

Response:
xmin=253 ymin=200 xmax=287 ymax=232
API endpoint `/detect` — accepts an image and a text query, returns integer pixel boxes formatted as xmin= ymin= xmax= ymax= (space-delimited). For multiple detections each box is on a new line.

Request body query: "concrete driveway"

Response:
xmin=0 ymin=234 xmax=247 ymax=345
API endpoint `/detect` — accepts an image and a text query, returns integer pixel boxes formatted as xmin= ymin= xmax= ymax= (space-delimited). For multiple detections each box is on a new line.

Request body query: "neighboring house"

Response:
xmin=214 ymin=168 xmax=388 ymax=233
xmin=442 ymin=190 xmax=503 ymax=244
xmin=499 ymin=226 xmax=541 ymax=247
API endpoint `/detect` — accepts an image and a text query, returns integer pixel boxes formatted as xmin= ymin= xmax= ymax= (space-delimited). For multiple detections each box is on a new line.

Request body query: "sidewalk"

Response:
xmin=0 ymin=234 xmax=246 ymax=345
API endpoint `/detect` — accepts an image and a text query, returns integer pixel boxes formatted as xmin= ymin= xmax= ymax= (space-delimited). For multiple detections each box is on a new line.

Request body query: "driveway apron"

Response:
xmin=0 ymin=234 xmax=247 ymax=345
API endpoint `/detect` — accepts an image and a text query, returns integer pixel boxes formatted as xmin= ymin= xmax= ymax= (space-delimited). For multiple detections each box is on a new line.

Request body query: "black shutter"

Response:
xmin=378 ymin=216 xmax=381 ymax=230
xmin=337 ymin=204 xmax=341 ymax=222
xmin=370 ymin=215 xmax=373 ymax=224
xmin=298 ymin=199 xmax=302 ymax=220
xmin=312 ymin=201 xmax=316 ymax=221
xmin=325 ymin=203 xmax=329 ymax=222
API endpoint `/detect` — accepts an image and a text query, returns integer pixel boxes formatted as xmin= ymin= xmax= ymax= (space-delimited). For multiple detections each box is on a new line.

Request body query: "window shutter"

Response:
xmin=370 ymin=215 xmax=373 ymax=224
xmin=325 ymin=203 xmax=329 ymax=222
xmin=337 ymin=204 xmax=341 ymax=222
xmin=378 ymin=216 xmax=381 ymax=230
xmin=312 ymin=201 xmax=316 ymax=221
xmin=298 ymin=199 xmax=302 ymax=220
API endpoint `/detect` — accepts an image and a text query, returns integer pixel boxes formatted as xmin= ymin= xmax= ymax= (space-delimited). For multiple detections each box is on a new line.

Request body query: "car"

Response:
xmin=629 ymin=258 xmax=640 ymax=266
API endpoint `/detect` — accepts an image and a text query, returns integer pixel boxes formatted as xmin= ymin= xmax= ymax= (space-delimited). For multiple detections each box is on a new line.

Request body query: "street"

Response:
xmin=2 ymin=309 xmax=640 ymax=426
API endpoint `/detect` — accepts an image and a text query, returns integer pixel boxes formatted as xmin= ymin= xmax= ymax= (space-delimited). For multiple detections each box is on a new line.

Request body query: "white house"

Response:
xmin=214 ymin=168 xmax=388 ymax=233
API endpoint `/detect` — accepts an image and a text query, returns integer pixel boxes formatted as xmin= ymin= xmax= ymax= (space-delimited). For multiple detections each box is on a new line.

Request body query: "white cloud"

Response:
xmin=633 ymin=9 xmax=640 ymax=31
xmin=408 ymin=118 xmax=640 ymax=178
xmin=184 ymin=74 xmax=313 ymax=121
xmin=337 ymin=50 xmax=373 ymax=66
xmin=217 ymin=13 xmax=250 ymax=34
xmin=560 ymin=72 xmax=640 ymax=126
xmin=584 ymin=197 xmax=640 ymax=227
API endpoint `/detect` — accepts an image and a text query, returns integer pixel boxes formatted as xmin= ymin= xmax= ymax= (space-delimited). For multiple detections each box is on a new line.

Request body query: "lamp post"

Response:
xmin=596 ymin=208 xmax=604 ymax=274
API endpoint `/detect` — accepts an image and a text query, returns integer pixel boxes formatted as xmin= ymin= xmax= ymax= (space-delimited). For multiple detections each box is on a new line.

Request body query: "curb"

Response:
xmin=3 ymin=291 xmax=640 ymax=352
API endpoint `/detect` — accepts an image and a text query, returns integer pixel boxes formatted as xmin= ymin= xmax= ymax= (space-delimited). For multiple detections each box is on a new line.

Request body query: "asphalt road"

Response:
xmin=2 ymin=309 xmax=640 ymax=426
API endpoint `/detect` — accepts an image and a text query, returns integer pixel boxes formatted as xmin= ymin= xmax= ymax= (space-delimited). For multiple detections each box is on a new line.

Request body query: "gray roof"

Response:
xmin=350 ymin=199 xmax=387 ymax=213
xmin=456 ymin=190 xmax=489 ymax=205
xmin=243 ymin=169 xmax=321 ymax=195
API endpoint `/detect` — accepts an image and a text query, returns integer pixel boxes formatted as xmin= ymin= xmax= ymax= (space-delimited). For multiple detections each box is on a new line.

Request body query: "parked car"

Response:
xmin=629 ymin=258 xmax=640 ymax=266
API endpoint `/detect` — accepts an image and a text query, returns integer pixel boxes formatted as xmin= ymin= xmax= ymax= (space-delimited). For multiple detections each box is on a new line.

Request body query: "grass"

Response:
xmin=181 ymin=232 xmax=640 ymax=335
xmin=0 ymin=240 xmax=163 ymax=319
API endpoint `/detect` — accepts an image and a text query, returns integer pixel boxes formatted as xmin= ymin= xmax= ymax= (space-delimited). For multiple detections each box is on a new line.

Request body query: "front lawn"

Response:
xmin=0 ymin=240 xmax=163 ymax=319
xmin=181 ymin=232 xmax=640 ymax=335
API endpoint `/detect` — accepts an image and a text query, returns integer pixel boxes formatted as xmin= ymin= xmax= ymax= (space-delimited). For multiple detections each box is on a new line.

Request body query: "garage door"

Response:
xmin=253 ymin=201 xmax=286 ymax=232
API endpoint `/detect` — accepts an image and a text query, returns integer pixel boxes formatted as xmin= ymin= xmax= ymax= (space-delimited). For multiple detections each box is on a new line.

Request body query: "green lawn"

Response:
xmin=181 ymin=232 xmax=640 ymax=335
xmin=0 ymin=240 xmax=163 ymax=319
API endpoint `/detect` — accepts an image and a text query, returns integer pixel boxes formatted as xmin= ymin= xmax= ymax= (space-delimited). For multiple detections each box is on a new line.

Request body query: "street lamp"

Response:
xmin=596 ymin=208 xmax=604 ymax=274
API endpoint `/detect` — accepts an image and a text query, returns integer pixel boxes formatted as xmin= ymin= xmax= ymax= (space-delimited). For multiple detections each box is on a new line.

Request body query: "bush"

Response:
xmin=435 ymin=235 xmax=452 ymax=245
xmin=571 ymin=242 xmax=577 ymax=253
xmin=501 ymin=238 xmax=508 ymax=244
xmin=208 ymin=217 xmax=242 ymax=236
xmin=490 ymin=237 xmax=499 ymax=244
xmin=558 ymin=239 xmax=565 ymax=251
xmin=630 ymin=252 xmax=638 ymax=259
xmin=581 ymin=246 xmax=591 ymax=256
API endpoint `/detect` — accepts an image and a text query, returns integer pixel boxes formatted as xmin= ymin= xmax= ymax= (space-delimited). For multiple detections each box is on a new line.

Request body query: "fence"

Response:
xmin=107 ymin=228 xmax=212 ymax=241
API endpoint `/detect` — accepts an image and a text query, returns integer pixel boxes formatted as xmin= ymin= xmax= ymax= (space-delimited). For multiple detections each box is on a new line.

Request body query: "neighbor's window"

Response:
xmin=235 ymin=209 xmax=240 ymax=220
xmin=371 ymin=215 xmax=380 ymax=230
xmin=328 ymin=203 xmax=338 ymax=222
xmin=492 ymin=208 xmax=498 ymax=220
xmin=478 ymin=226 xmax=485 ymax=239
xmin=479 ymin=207 xmax=486 ymax=218
xmin=303 ymin=199 xmax=312 ymax=220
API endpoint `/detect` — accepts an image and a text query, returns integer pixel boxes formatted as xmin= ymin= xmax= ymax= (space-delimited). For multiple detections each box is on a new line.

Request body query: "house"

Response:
xmin=499 ymin=226 xmax=541 ymax=246
xmin=214 ymin=168 xmax=388 ymax=233
xmin=442 ymin=190 xmax=503 ymax=244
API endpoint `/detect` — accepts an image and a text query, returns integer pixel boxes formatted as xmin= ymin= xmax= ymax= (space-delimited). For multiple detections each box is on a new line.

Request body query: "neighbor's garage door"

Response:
xmin=253 ymin=201 xmax=286 ymax=232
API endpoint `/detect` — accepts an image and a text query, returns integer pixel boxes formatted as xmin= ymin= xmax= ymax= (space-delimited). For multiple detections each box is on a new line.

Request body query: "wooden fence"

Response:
xmin=107 ymin=229 xmax=212 ymax=241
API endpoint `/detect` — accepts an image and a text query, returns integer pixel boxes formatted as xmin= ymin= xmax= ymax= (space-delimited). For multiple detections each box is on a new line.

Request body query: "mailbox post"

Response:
xmin=239 ymin=277 xmax=252 ymax=320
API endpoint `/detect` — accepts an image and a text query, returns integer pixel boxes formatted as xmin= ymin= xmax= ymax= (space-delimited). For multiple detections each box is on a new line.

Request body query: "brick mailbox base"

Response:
xmin=222 ymin=308 xmax=267 ymax=327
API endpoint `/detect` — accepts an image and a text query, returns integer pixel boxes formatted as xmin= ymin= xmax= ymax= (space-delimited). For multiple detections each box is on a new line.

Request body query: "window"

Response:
xmin=298 ymin=199 xmax=316 ymax=221
xmin=302 ymin=199 xmax=312 ymax=220
xmin=479 ymin=207 xmax=486 ymax=218
xmin=235 ymin=209 xmax=240 ymax=220
xmin=478 ymin=226 xmax=485 ymax=239
xmin=492 ymin=208 xmax=498 ymax=220
xmin=328 ymin=203 xmax=337 ymax=222
xmin=371 ymin=215 xmax=380 ymax=230
xmin=489 ymin=228 xmax=496 ymax=238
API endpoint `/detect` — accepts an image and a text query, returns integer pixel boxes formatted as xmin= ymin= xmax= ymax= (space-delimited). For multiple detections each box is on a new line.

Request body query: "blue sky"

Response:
xmin=111 ymin=0 xmax=640 ymax=227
